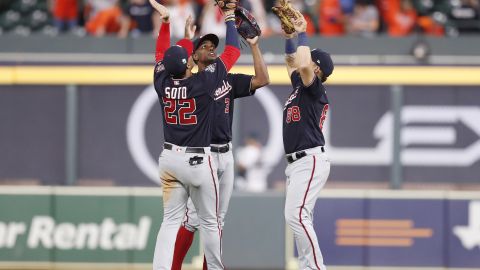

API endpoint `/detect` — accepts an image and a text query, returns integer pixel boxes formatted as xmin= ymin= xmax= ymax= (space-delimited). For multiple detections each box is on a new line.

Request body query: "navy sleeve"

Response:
xmin=199 ymin=58 xmax=229 ymax=99
xmin=231 ymin=74 xmax=254 ymax=99
xmin=153 ymin=61 xmax=167 ymax=97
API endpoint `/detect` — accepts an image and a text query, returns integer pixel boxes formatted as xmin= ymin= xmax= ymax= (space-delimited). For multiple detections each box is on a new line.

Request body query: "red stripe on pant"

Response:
xmin=299 ymin=156 xmax=321 ymax=270
xmin=183 ymin=205 xmax=189 ymax=227
xmin=208 ymin=156 xmax=224 ymax=269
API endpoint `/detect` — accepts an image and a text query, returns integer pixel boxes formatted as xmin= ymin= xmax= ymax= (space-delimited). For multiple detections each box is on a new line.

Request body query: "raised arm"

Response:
xmin=184 ymin=15 xmax=196 ymax=40
xmin=246 ymin=36 xmax=270 ymax=90
xmin=219 ymin=9 xmax=241 ymax=72
xmin=291 ymin=12 xmax=316 ymax=86
xmin=149 ymin=0 xmax=170 ymax=62
xmin=284 ymin=32 xmax=297 ymax=77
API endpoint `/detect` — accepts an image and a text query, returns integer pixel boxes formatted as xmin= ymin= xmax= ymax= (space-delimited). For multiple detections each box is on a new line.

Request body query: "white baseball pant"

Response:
xmin=183 ymin=142 xmax=234 ymax=231
xmin=285 ymin=146 xmax=330 ymax=270
xmin=152 ymin=143 xmax=224 ymax=270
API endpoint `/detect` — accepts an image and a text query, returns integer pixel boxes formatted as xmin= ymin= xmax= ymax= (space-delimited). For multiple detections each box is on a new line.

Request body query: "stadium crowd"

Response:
xmin=0 ymin=0 xmax=479 ymax=37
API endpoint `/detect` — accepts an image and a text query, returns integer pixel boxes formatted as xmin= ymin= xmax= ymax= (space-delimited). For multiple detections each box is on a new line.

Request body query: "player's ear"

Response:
xmin=193 ymin=53 xmax=199 ymax=62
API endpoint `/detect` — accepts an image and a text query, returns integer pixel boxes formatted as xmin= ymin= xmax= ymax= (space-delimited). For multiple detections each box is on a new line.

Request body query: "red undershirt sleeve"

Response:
xmin=219 ymin=45 xmax=241 ymax=72
xmin=155 ymin=22 xmax=170 ymax=62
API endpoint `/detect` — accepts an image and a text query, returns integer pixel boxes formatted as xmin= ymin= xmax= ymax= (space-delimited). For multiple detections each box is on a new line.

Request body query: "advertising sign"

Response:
xmin=314 ymin=198 xmax=443 ymax=267
xmin=449 ymin=200 xmax=480 ymax=268
xmin=0 ymin=189 xmax=200 ymax=265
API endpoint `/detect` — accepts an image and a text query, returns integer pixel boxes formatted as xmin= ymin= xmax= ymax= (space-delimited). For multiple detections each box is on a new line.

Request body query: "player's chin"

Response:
xmin=205 ymin=57 xmax=216 ymax=64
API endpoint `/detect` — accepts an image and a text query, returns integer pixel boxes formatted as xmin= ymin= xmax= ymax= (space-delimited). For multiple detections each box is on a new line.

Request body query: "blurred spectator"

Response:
xmin=235 ymin=135 xmax=267 ymax=192
xmin=3 ymin=0 xmax=479 ymax=36
xmin=198 ymin=0 xmax=224 ymax=37
xmin=50 ymin=0 xmax=78 ymax=32
xmin=340 ymin=0 xmax=355 ymax=14
xmin=417 ymin=15 xmax=445 ymax=35
xmin=167 ymin=0 xmax=196 ymax=38
xmin=386 ymin=0 xmax=418 ymax=36
xmin=347 ymin=0 xmax=379 ymax=37
xmin=247 ymin=0 xmax=272 ymax=36
xmin=319 ymin=0 xmax=346 ymax=36
xmin=85 ymin=0 xmax=123 ymax=36
xmin=448 ymin=0 xmax=480 ymax=33
xmin=409 ymin=0 xmax=446 ymax=35
xmin=118 ymin=0 xmax=160 ymax=38
xmin=302 ymin=0 xmax=321 ymax=33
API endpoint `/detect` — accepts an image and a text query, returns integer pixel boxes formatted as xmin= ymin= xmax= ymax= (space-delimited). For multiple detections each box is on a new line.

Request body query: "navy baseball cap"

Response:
xmin=311 ymin=49 xmax=334 ymax=78
xmin=193 ymin=34 xmax=219 ymax=52
xmin=163 ymin=45 xmax=189 ymax=77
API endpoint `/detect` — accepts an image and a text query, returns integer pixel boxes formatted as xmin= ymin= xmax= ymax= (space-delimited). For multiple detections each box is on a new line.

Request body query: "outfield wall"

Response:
xmin=0 ymin=65 xmax=480 ymax=188
xmin=1 ymin=187 xmax=480 ymax=269
xmin=1 ymin=65 xmax=480 ymax=187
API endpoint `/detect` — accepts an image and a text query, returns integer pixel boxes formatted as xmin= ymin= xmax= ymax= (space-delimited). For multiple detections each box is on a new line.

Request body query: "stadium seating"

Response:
xmin=0 ymin=0 xmax=50 ymax=34
xmin=0 ymin=0 xmax=479 ymax=36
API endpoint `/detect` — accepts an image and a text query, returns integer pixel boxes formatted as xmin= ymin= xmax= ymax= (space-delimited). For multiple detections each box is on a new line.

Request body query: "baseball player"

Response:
xmin=281 ymin=11 xmax=334 ymax=270
xmin=149 ymin=0 xmax=241 ymax=269
xmin=171 ymin=17 xmax=270 ymax=270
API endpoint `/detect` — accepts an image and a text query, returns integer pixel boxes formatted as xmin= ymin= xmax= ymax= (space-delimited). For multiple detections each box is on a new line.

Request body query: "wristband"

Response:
xmin=225 ymin=14 xmax=235 ymax=22
xmin=285 ymin=38 xmax=296 ymax=54
xmin=297 ymin=32 xmax=308 ymax=46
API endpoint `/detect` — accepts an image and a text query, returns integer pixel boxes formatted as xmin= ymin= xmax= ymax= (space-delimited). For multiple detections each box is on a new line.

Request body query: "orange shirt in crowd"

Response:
xmin=380 ymin=0 xmax=417 ymax=36
xmin=417 ymin=16 xmax=444 ymax=36
xmin=388 ymin=8 xmax=417 ymax=36
xmin=304 ymin=13 xmax=317 ymax=35
xmin=53 ymin=0 xmax=78 ymax=21
xmin=85 ymin=6 xmax=123 ymax=35
xmin=376 ymin=0 xmax=399 ymax=23
xmin=319 ymin=0 xmax=345 ymax=36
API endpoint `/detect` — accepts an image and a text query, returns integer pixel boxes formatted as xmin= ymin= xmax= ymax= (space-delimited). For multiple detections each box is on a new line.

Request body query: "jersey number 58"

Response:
xmin=286 ymin=106 xmax=301 ymax=123
xmin=162 ymin=97 xmax=198 ymax=125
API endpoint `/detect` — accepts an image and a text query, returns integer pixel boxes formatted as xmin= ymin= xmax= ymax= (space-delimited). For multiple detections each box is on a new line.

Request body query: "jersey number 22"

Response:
xmin=162 ymin=97 xmax=198 ymax=125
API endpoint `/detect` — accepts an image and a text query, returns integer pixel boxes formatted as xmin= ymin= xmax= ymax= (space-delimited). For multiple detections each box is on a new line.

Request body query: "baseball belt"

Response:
xmin=286 ymin=146 xmax=324 ymax=164
xmin=210 ymin=144 xmax=230 ymax=153
xmin=164 ymin=143 xmax=205 ymax=154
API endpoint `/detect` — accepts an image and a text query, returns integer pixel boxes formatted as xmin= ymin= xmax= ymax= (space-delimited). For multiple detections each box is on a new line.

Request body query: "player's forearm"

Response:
xmin=224 ymin=11 xmax=240 ymax=49
xmin=220 ymin=13 xmax=241 ymax=71
xmin=296 ymin=32 xmax=316 ymax=85
xmin=296 ymin=32 xmax=312 ymax=69
xmin=285 ymin=37 xmax=297 ymax=69
xmin=155 ymin=22 xmax=170 ymax=62
xmin=250 ymin=44 xmax=270 ymax=89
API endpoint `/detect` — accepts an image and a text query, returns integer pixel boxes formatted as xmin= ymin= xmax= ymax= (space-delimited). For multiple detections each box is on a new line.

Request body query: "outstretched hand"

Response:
xmin=290 ymin=10 xmax=307 ymax=33
xmin=149 ymin=0 xmax=169 ymax=23
xmin=184 ymin=15 xmax=197 ymax=39
xmin=246 ymin=36 xmax=259 ymax=46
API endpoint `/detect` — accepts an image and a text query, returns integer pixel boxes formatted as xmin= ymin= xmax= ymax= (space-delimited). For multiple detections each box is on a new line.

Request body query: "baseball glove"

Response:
xmin=215 ymin=0 xmax=238 ymax=11
xmin=271 ymin=0 xmax=300 ymax=34
xmin=235 ymin=7 xmax=261 ymax=40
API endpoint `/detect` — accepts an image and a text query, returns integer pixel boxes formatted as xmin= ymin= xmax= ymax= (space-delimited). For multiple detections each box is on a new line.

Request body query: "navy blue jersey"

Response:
xmin=283 ymin=71 xmax=329 ymax=154
xmin=211 ymin=73 xmax=254 ymax=144
xmin=154 ymin=58 xmax=228 ymax=147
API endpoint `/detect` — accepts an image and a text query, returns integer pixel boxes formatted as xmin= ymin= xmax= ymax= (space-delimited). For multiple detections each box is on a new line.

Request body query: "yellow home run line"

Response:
xmin=1 ymin=66 xmax=480 ymax=85
xmin=336 ymin=228 xmax=433 ymax=238
xmin=336 ymin=237 xmax=414 ymax=247
xmin=336 ymin=219 xmax=413 ymax=228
